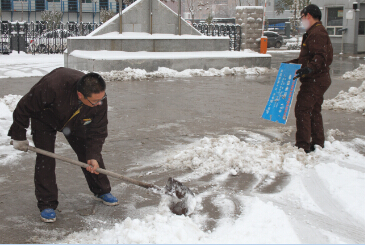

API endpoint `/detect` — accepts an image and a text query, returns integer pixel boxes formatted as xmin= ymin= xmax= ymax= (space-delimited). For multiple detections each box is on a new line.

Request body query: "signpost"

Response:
xmin=262 ymin=63 xmax=302 ymax=124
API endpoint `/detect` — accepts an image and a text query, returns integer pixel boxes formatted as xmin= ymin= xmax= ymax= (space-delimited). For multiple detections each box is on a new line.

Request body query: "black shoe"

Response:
xmin=296 ymin=145 xmax=311 ymax=153
xmin=310 ymin=144 xmax=324 ymax=152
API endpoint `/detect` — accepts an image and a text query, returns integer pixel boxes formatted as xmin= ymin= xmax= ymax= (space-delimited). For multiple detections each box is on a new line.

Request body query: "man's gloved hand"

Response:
xmin=11 ymin=140 xmax=29 ymax=152
xmin=294 ymin=67 xmax=313 ymax=80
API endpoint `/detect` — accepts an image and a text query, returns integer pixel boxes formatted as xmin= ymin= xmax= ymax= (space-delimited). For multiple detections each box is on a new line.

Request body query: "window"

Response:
xmin=359 ymin=21 xmax=365 ymax=35
xmin=68 ymin=0 xmax=78 ymax=12
xmin=326 ymin=7 xmax=343 ymax=36
xmin=47 ymin=0 xmax=61 ymax=2
xmin=82 ymin=0 xmax=92 ymax=3
xmin=35 ymin=0 xmax=45 ymax=11
xmin=99 ymin=0 xmax=108 ymax=10
xmin=1 ymin=0 xmax=11 ymax=10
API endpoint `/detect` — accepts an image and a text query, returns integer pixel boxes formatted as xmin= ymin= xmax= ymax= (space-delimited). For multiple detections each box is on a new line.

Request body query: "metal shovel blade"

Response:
xmin=165 ymin=177 xmax=195 ymax=215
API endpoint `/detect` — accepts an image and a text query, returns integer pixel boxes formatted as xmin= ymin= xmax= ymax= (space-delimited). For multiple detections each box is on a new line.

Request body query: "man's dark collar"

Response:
xmin=70 ymin=85 xmax=80 ymax=106
xmin=306 ymin=21 xmax=322 ymax=34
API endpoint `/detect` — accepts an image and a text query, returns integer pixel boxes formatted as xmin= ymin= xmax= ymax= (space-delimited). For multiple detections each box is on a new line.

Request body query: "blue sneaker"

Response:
xmin=40 ymin=208 xmax=56 ymax=223
xmin=94 ymin=193 xmax=119 ymax=206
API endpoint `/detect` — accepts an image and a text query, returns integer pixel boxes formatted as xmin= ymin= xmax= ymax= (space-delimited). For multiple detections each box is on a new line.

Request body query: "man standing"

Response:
xmin=9 ymin=67 xmax=118 ymax=223
xmin=287 ymin=4 xmax=333 ymax=153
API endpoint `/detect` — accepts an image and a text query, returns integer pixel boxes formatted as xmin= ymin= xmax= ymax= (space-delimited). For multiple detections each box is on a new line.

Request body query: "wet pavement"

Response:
xmin=0 ymin=52 xmax=365 ymax=243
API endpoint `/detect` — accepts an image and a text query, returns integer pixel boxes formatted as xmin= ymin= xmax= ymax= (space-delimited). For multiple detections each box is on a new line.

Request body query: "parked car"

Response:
xmin=257 ymin=31 xmax=284 ymax=48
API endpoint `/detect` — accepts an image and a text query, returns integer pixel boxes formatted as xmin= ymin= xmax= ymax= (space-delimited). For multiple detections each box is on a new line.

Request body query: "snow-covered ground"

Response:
xmin=323 ymin=64 xmax=365 ymax=114
xmin=1 ymin=53 xmax=365 ymax=243
xmin=0 ymin=52 xmax=276 ymax=80
xmin=0 ymin=52 xmax=64 ymax=78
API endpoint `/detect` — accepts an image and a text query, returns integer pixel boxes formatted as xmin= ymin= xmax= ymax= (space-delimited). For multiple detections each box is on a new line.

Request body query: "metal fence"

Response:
xmin=1 ymin=21 xmax=242 ymax=55
xmin=193 ymin=23 xmax=241 ymax=51
xmin=0 ymin=21 xmax=102 ymax=54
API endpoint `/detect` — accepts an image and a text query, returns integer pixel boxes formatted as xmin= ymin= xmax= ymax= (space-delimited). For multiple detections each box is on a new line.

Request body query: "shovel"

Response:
xmin=27 ymin=146 xmax=195 ymax=215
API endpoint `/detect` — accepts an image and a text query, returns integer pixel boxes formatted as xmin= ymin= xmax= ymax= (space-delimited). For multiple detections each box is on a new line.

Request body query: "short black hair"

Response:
xmin=301 ymin=4 xmax=322 ymax=21
xmin=77 ymin=72 xmax=106 ymax=98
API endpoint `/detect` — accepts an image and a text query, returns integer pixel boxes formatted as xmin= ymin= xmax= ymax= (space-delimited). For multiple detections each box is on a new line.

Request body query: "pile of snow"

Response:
xmin=159 ymin=134 xmax=311 ymax=178
xmin=0 ymin=95 xmax=23 ymax=165
xmin=342 ymin=64 xmax=365 ymax=80
xmin=99 ymin=67 xmax=276 ymax=82
xmin=60 ymin=196 xmax=299 ymax=244
xmin=323 ymin=80 xmax=365 ymax=114
xmin=326 ymin=129 xmax=346 ymax=142
xmin=58 ymin=132 xmax=365 ymax=244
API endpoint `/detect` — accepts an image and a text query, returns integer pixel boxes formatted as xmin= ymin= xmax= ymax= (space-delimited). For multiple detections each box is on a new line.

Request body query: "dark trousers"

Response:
xmin=294 ymin=82 xmax=330 ymax=151
xmin=31 ymin=118 xmax=111 ymax=211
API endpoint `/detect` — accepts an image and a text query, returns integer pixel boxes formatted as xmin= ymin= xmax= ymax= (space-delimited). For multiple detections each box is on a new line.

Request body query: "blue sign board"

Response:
xmin=262 ymin=63 xmax=302 ymax=124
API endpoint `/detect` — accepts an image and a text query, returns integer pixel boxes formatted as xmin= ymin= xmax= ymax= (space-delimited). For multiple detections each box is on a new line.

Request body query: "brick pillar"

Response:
xmin=236 ymin=6 xmax=264 ymax=52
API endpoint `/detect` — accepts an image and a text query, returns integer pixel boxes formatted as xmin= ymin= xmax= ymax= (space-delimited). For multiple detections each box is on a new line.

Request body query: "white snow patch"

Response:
xmin=59 ymin=196 xmax=300 ymax=244
xmin=160 ymin=135 xmax=311 ymax=178
xmin=0 ymin=52 xmax=64 ymax=78
xmin=56 ymin=130 xmax=365 ymax=244
xmin=342 ymin=64 xmax=365 ymax=80
xmin=326 ymin=129 xmax=345 ymax=143
xmin=0 ymin=95 xmax=24 ymax=165
xmin=99 ymin=66 xmax=276 ymax=82
xmin=323 ymin=80 xmax=365 ymax=114
xmin=316 ymin=163 xmax=365 ymax=222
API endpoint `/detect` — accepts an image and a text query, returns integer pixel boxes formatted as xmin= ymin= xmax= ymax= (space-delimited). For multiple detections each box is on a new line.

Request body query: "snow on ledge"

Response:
xmin=71 ymin=32 xmax=229 ymax=40
xmin=70 ymin=50 xmax=271 ymax=60
xmin=98 ymin=66 xmax=277 ymax=82
xmin=236 ymin=6 xmax=264 ymax=10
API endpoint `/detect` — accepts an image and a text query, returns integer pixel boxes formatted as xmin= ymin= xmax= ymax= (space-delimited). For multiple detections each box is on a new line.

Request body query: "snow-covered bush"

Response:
xmin=286 ymin=42 xmax=300 ymax=50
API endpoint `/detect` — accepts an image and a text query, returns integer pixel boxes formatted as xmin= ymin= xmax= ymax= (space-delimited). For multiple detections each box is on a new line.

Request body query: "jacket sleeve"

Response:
xmin=85 ymin=100 xmax=108 ymax=162
xmin=8 ymin=81 xmax=56 ymax=140
xmin=306 ymin=32 xmax=330 ymax=74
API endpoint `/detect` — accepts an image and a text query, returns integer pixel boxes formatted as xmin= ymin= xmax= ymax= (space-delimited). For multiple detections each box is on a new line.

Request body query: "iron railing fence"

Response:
xmin=1 ymin=22 xmax=242 ymax=54
xmin=193 ymin=23 xmax=241 ymax=51
xmin=0 ymin=21 xmax=102 ymax=54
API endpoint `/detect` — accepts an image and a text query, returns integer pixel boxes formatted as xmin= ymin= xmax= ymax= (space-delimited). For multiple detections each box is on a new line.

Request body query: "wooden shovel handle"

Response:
xmin=28 ymin=146 xmax=160 ymax=191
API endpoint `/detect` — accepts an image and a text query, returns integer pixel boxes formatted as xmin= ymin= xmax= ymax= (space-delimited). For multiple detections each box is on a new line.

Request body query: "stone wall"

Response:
xmin=236 ymin=6 xmax=264 ymax=52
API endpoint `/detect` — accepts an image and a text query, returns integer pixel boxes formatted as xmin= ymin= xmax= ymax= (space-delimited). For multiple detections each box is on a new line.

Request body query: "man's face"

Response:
xmin=78 ymin=91 xmax=107 ymax=107
xmin=300 ymin=14 xmax=311 ymax=30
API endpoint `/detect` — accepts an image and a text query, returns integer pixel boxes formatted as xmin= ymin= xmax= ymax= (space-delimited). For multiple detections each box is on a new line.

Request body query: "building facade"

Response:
xmin=0 ymin=0 xmax=130 ymax=23
xmin=1 ymin=0 xmax=115 ymax=23
xmin=262 ymin=0 xmax=365 ymax=54
xmin=311 ymin=0 xmax=365 ymax=54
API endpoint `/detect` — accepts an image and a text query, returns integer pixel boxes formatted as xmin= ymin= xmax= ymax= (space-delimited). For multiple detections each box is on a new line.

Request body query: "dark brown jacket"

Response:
xmin=288 ymin=21 xmax=333 ymax=86
xmin=8 ymin=67 xmax=108 ymax=161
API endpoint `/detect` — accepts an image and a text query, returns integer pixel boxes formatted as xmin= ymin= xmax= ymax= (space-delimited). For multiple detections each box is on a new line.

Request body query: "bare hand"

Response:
xmin=86 ymin=159 xmax=99 ymax=174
